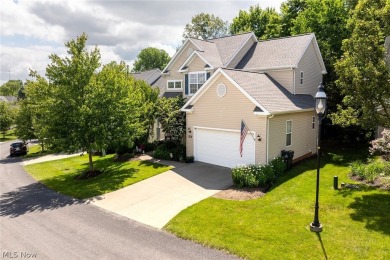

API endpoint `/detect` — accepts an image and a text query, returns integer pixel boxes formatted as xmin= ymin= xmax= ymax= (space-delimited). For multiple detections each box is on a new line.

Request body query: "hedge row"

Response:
xmin=232 ymin=157 xmax=287 ymax=188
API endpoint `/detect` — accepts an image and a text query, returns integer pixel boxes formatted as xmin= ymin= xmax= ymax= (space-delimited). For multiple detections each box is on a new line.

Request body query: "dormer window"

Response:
xmin=167 ymin=80 xmax=182 ymax=90
xmin=189 ymin=71 xmax=206 ymax=95
xmin=300 ymin=71 xmax=304 ymax=85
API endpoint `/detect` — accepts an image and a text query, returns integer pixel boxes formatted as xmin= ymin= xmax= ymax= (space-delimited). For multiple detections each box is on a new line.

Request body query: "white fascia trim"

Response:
xmin=181 ymin=108 xmax=193 ymax=113
xmin=162 ymin=39 xmax=190 ymax=74
xmin=271 ymin=108 xmax=314 ymax=115
xmin=254 ymin=112 xmax=270 ymax=116
xmin=178 ymin=51 xmax=214 ymax=72
xmin=181 ymin=68 xmax=222 ymax=110
xmin=181 ymin=68 xmax=271 ymax=115
xmin=224 ymin=32 xmax=257 ymax=67
xmin=194 ymin=126 xmax=255 ymax=135
xmin=162 ymin=38 xmax=205 ymax=74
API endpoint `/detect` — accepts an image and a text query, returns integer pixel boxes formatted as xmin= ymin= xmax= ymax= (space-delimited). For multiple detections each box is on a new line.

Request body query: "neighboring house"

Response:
xmin=0 ymin=96 xmax=17 ymax=103
xmin=158 ymin=32 xmax=326 ymax=168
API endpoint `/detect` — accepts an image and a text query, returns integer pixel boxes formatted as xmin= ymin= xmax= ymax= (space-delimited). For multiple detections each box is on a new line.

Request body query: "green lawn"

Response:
xmin=165 ymin=146 xmax=390 ymax=259
xmin=25 ymin=154 xmax=172 ymax=199
xmin=22 ymin=144 xmax=50 ymax=159
xmin=0 ymin=129 xmax=17 ymax=141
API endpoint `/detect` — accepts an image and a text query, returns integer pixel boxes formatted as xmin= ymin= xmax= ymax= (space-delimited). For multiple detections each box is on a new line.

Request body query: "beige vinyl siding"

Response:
xmin=227 ymin=38 xmax=256 ymax=68
xmin=266 ymin=70 xmax=294 ymax=94
xmin=187 ymin=56 xmax=207 ymax=73
xmin=268 ymin=111 xmax=316 ymax=162
xmin=186 ymin=74 xmax=267 ymax=164
xmin=295 ymin=39 xmax=323 ymax=96
xmin=163 ymin=42 xmax=198 ymax=95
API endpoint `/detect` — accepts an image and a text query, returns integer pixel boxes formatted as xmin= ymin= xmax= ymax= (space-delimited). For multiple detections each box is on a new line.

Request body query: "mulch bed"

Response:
xmin=213 ymin=186 xmax=270 ymax=201
xmin=74 ymin=170 xmax=103 ymax=180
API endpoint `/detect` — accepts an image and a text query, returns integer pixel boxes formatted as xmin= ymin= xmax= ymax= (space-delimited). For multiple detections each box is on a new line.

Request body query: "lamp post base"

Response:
xmin=310 ymin=223 xmax=323 ymax=232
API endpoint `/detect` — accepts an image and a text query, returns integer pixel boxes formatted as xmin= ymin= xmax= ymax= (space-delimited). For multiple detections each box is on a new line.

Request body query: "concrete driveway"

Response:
xmin=89 ymin=158 xmax=232 ymax=229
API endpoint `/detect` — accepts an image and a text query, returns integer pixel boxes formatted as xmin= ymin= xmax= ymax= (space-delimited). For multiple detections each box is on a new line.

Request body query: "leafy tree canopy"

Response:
xmin=230 ymin=5 xmax=282 ymax=39
xmin=0 ymin=80 xmax=23 ymax=96
xmin=156 ymin=96 xmax=186 ymax=143
xmin=333 ymin=0 xmax=390 ymax=129
xmin=183 ymin=13 xmax=229 ymax=40
xmin=132 ymin=47 xmax=170 ymax=72
xmin=30 ymin=33 xmax=158 ymax=173
xmin=0 ymin=101 xmax=16 ymax=138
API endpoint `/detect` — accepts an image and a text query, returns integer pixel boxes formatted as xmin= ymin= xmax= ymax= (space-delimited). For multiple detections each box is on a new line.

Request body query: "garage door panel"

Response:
xmin=195 ymin=128 xmax=255 ymax=168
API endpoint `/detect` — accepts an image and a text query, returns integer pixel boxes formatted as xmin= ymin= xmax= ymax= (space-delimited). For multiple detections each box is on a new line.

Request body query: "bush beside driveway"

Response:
xmin=165 ymin=146 xmax=390 ymax=259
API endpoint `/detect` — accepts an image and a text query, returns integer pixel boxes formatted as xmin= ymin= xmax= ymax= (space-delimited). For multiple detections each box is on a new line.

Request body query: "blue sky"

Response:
xmin=0 ymin=0 xmax=284 ymax=85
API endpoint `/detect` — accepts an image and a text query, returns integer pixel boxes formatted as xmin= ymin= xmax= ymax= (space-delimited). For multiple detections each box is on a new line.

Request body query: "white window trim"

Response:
xmin=286 ymin=120 xmax=292 ymax=147
xmin=188 ymin=71 xmax=207 ymax=95
xmin=167 ymin=80 xmax=183 ymax=90
xmin=300 ymin=71 xmax=304 ymax=85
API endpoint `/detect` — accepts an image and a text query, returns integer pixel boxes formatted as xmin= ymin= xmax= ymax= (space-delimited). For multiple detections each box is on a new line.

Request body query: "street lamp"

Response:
xmin=310 ymin=82 xmax=327 ymax=232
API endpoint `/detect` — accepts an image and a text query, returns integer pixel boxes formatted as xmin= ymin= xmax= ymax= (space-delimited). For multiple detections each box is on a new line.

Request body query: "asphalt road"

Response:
xmin=0 ymin=141 xmax=239 ymax=260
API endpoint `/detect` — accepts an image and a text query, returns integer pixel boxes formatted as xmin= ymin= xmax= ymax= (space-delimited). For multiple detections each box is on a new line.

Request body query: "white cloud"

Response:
xmin=0 ymin=0 xmax=285 ymax=85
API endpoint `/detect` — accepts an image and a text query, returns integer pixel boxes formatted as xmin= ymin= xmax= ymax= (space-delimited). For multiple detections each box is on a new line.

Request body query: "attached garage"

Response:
xmin=194 ymin=127 xmax=255 ymax=168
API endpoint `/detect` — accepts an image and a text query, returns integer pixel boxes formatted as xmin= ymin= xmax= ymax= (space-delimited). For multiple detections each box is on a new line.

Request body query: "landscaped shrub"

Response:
xmin=350 ymin=159 xmax=389 ymax=183
xmin=370 ymin=129 xmax=390 ymax=161
xmin=232 ymin=164 xmax=259 ymax=188
xmin=153 ymin=142 xmax=186 ymax=161
xmin=269 ymin=157 xmax=287 ymax=177
xmin=153 ymin=144 xmax=171 ymax=160
xmin=232 ymin=157 xmax=287 ymax=188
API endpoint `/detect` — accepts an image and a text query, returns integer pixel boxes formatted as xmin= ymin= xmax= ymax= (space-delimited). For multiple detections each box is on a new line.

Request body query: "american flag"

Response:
xmin=240 ymin=120 xmax=250 ymax=157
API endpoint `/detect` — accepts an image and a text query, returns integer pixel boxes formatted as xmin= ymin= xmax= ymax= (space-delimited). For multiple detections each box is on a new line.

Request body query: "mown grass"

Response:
xmin=0 ymin=129 xmax=17 ymax=141
xmin=22 ymin=144 xmax=50 ymax=159
xmin=165 ymin=145 xmax=390 ymax=259
xmin=25 ymin=154 xmax=172 ymax=199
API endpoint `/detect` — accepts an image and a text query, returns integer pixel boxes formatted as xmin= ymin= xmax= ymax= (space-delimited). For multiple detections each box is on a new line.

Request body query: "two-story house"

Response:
xmin=158 ymin=32 xmax=326 ymax=168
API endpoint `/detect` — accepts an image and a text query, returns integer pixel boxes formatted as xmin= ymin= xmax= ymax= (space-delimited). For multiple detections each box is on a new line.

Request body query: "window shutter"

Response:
xmin=207 ymin=72 xmax=210 ymax=80
xmin=185 ymin=74 xmax=189 ymax=95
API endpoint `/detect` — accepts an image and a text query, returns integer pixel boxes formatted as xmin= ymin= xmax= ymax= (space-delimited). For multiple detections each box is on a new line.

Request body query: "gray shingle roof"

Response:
xmin=222 ymin=69 xmax=314 ymax=113
xmin=131 ymin=69 xmax=161 ymax=84
xmin=0 ymin=96 xmax=17 ymax=103
xmin=189 ymin=32 xmax=253 ymax=68
xmin=235 ymin=34 xmax=314 ymax=70
xmin=163 ymin=92 xmax=182 ymax=98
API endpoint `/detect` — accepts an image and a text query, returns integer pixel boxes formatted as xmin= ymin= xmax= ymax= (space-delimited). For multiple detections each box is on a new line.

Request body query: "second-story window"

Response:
xmin=167 ymin=80 xmax=182 ymax=90
xmin=189 ymin=71 xmax=206 ymax=95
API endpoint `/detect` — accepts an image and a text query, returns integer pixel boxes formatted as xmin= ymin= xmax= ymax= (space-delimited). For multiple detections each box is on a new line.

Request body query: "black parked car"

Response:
xmin=10 ymin=141 xmax=28 ymax=156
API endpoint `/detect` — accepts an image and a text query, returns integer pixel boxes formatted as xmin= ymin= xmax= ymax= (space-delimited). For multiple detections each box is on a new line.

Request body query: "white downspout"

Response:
xmin=266 ymin=114 xmax=275 ymax=164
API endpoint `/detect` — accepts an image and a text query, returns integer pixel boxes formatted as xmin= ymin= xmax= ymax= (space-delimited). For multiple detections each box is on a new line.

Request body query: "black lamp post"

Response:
xmin=310 ymin=82 xmax=327 ymax=232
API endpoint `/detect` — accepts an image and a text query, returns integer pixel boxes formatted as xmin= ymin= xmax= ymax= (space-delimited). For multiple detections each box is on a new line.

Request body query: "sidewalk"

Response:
xmin=22 ymin=153 xmax=80 ymax=165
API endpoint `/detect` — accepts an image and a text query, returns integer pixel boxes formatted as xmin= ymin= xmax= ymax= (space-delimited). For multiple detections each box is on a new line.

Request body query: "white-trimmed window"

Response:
xmin=167 ymin=80 xmax=182 ymax=90
xmin=286 ymin=120 xmax=292 ymax=146
xmin=189 ymin=71 xmax=206 ymax=94
xmin=312 ymin=116 xmax=316 ymax=129
xmin=300 ymin=71 xmax=304 ymax=85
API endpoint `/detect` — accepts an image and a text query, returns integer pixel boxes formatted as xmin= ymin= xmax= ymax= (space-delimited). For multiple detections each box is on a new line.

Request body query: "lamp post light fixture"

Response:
xmin=310 ymin=82 xmax=327 ymax=233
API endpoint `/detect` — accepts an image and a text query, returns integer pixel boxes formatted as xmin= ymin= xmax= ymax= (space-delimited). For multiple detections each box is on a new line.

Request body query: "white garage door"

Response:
xmin=194 ymin=128 xmax=255 ymax=168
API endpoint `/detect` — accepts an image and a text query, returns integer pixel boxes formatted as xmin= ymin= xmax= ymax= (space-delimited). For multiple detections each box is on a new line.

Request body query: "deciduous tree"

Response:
xmin=156 ymin=96 xmax=186 ymax=143
xmin=230 ymin=5 xmax=282 ymax=39
xmin=0 ymin=101 xmax=15 ymax=139
xmin=132 ymin=47 xmax=170 ymax=72
xmin=333 ymin=0 xmax=390 ymax=129
xmin=0 ymin=80 xmax=23 ymax=96
xmin=183 ymin=13 xmax=229 ymax=40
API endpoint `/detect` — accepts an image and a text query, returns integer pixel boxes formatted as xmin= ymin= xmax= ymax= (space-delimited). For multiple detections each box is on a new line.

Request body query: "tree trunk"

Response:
xmin=88 ymin=150 xmax=94 ymax=172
